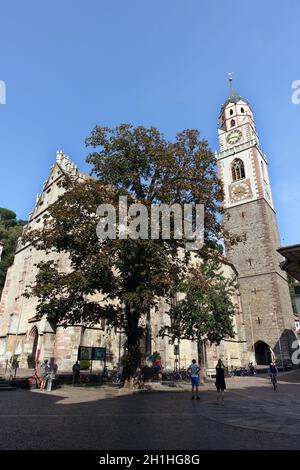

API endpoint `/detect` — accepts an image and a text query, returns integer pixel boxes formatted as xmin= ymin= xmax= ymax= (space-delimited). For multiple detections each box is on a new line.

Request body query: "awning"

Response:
xmin=277 ymin=244 xmax=300 ymax=282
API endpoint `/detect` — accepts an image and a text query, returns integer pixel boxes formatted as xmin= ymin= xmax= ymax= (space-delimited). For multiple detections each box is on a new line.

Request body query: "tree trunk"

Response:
xmin=197 ymin=338 xmax=206 ymax=383
xmin=121 ymin=304 xmax=142 ymax=388
xmin=197 ymin=338 xmax=203 ymax=367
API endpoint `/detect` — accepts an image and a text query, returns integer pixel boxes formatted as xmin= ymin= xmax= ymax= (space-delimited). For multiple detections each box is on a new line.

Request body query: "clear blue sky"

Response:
xmin=0 ymin=0 xmax=299 ymax=245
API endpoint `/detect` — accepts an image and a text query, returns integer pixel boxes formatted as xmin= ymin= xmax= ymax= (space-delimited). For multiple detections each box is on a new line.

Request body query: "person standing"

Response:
xmin=215 ymin=359 xmax=226 ymax=404
xmin=153 ymin=358 xmax=163 ymax=381
xmin=40 ymin=359 xmax=50 ymax=391
xmin=249 ymin=362 xmax=255 ymax=376
xmin=46 ymin=358 xmax=58 ymax=391
xmin=72 ymin=360 xmax=81 ymax=385
xmin=187 ymin=359 xmax=200 ymax=400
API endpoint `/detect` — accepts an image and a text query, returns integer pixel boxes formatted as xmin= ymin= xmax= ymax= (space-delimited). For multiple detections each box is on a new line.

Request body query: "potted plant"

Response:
xmin=79 ymin=359 xmax=90 ymax=370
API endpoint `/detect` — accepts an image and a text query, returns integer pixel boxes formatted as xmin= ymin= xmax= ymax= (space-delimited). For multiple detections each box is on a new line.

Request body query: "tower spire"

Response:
xmin=228 ymin=72 xmax=237 ymax=100
xmin=219 ymin=74 xmax=250 ymax=121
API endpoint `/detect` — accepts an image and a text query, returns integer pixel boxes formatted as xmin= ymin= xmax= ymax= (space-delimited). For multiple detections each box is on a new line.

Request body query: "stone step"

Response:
xmin=0 ymin=377 xmax=16 ymax=390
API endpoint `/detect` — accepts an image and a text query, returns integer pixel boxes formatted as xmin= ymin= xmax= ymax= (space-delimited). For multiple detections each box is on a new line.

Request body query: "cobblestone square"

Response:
xmin=1 ymin=371 xmax=300 ymax=450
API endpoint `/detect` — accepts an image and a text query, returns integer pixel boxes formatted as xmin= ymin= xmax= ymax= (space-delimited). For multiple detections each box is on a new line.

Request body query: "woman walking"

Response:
xmin=215 ymin=359 xmax=226 ymax=405
xmin=40 ymin=359 xmax=49 ymax=391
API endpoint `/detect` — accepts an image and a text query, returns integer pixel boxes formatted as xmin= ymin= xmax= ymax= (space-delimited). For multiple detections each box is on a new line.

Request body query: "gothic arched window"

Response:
xmin=231 ymin=119 xmax=236 ymax=127
xmin=231 ymin=158 xmax=245 ymax=181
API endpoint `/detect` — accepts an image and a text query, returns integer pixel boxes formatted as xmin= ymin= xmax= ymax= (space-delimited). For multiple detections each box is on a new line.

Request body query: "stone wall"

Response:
xmin=225 ymin=198 xmax=296 ymax=362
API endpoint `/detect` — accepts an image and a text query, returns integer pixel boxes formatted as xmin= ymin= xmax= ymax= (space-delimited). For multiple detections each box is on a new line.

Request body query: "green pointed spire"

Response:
xmin=220 ymin=74 xmax=249 ymax=115
xmin=228 ymin=72 xmax=237 ymax=100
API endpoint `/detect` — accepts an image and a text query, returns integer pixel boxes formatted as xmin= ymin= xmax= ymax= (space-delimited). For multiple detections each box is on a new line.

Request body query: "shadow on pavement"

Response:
xmin=1 ymin=373 xmax=300 ymax=450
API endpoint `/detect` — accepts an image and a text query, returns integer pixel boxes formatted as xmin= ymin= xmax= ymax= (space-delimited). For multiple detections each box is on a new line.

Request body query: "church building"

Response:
xmin=0 ymin=78 xmax=296 ymax=371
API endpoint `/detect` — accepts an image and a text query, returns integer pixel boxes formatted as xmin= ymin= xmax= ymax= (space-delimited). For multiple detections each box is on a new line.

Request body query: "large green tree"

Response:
xmin=0 ymin=208 xmax=26 ymax=296
xmin=25 ymin=124 xmax=237 ymax=381
xmin=160 ymin=260 xmax=237 ymax=366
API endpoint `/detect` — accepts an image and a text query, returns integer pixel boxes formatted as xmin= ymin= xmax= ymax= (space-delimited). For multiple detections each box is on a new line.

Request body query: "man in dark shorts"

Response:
xmin=187 ymin=359 xmax=200 ymax=400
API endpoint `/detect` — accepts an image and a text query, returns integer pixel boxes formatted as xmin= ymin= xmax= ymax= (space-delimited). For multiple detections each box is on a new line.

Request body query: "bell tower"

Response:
xmin=217 ymin=74 xmax=296 ymax=366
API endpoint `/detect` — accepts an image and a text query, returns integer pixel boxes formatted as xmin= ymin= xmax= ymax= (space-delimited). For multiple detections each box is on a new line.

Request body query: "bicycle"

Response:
xmin=28 ymin=369 xmax=42 ymax=389
xmin=110 ymin=371 xmax=121 ymax=384
xmin=270 ymin=373 xmax=278 ymax=391
xmin=133 ymin=370 xmax=144 ymax=389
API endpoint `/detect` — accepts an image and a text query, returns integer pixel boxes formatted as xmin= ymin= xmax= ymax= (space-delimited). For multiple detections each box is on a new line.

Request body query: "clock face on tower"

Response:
xmin=230 ymin=181 xmax=252 ymax=202
xmin=226 ymin=129 xmax=243 ymax=145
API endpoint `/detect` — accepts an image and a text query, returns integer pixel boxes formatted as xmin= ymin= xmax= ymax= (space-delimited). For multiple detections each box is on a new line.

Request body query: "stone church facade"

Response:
xmin=0 ymin=80 xmax=296 ymax=371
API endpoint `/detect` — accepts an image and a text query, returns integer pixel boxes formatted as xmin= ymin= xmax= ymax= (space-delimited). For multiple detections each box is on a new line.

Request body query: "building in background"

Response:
xmin=278 ymin=244 xmax=300 ymax=320
xmin=296 ymin=286 xmax=300 ymax=319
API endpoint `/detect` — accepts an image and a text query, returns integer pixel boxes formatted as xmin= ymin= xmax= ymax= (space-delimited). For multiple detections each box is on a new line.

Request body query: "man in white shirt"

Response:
xmin=187 ymin=359 xmax=200 ymax=400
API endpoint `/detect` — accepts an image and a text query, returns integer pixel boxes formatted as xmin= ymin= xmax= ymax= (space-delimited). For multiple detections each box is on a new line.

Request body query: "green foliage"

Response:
xmin=149 ymin=351 xmax=161 ymax=365
xmin=0 ymin=208 xmax=17 ymax=220
xmin=121 ymin=349 xmax=143 ymax=376
xmin=161 ymin=260 xmax=236 ymax=345
xmin=0 ymin=208 xmax=26 ymax=296
xmin=24 ymin=124 xmax=235 ymax=378
xmin=80 ymin=360 xmax=90 ymax=370
xmin=288 ymin=275 xmax=298 ymax=314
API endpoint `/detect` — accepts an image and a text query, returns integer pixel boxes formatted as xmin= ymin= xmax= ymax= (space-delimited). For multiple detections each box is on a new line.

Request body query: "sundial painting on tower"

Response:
xmin=230 ymin=181 xmax=252 ymax=202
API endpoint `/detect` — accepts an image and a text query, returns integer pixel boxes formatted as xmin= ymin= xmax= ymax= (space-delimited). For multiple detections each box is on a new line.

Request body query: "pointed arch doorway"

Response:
xmin=29 ymin=326 xmax=39 ymax=361
xmin=254 ymin=341 xmax=274 ymax=365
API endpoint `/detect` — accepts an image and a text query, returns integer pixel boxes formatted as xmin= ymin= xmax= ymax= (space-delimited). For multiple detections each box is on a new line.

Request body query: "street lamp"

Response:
xmin=116 ymin=329 xmax=124 ymax=365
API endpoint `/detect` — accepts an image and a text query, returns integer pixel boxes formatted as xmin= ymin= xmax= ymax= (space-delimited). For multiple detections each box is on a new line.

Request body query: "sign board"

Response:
xmin=78 ymin=346 xmax=92 ymax=361
xmin=78 ymin=346 xmax=106 ymax=361
xmin=174 ymin=345 xmax=179 ymax=355
xmin=92 ymin=347 xmax=106 ymax=360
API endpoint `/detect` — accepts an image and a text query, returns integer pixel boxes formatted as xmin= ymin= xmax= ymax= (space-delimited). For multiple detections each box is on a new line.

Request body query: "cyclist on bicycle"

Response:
xmin=268 ymin=362 xmax=278 ymax=377
xmin=268 ymin=362 xmax=278 ymax=389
